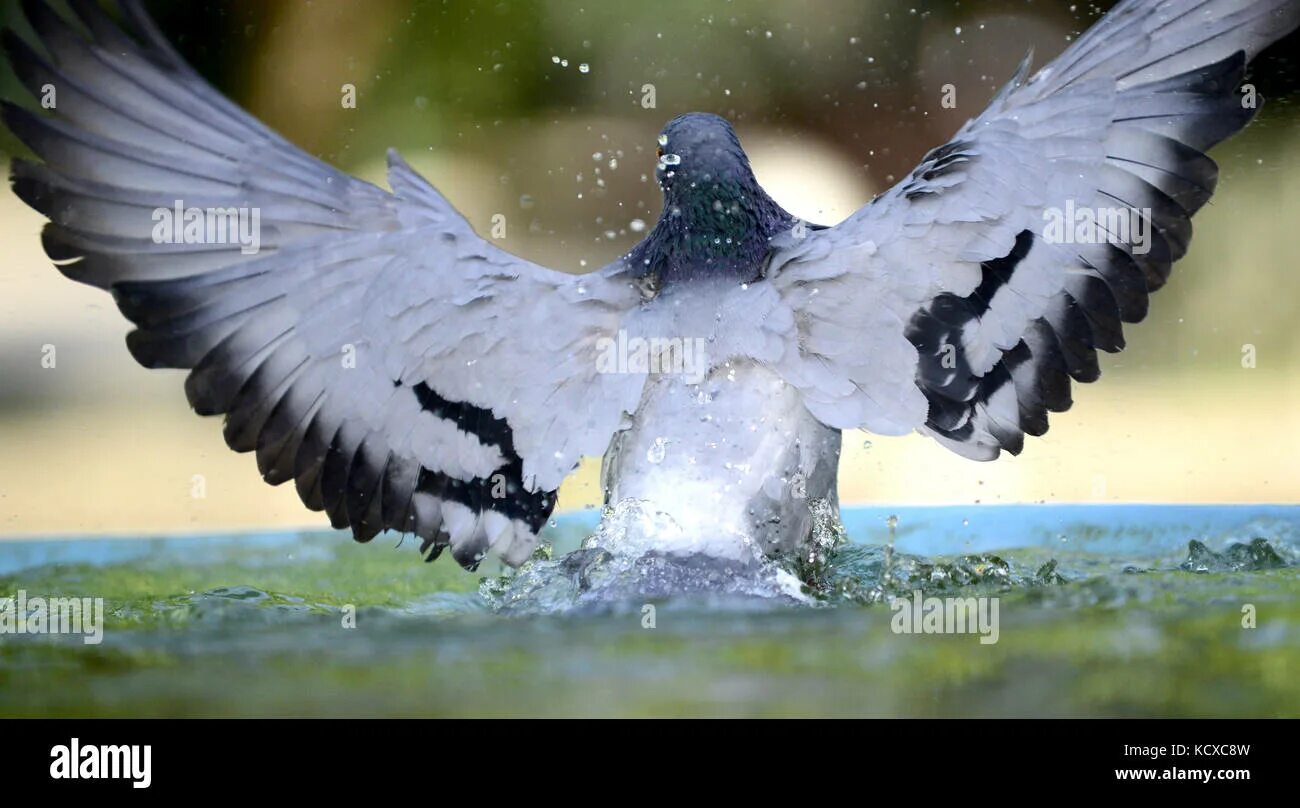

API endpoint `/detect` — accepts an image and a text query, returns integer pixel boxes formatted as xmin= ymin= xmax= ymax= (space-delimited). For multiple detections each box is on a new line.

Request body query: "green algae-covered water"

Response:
xmin=1 ymin=504 xmax=1296 ymax=717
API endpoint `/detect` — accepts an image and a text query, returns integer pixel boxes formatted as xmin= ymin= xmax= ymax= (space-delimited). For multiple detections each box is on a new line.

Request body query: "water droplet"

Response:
xmin=660 ymin=153 xmax=681 ymax=166
xmin=886 ymin=514 xmax=898 ymax=530
xmin=657 ymin=134 xmax=669 ymax=147
xmin=646 ymin=437 xmax=667 ymax=464
xmin=518 ymin=194 xmax=535 ymax=209
xmin=862 ymin=439 xmax=873 ymax=450
xmin=629 ymin=218 xmax=646 ymax=232
xmin=578 ymin=63 xmax=590 ymax=74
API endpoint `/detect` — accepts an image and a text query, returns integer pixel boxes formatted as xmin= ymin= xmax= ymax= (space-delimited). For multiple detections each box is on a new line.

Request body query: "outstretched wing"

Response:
xmin=767 ymin=0 xmax=1299 ymax=459
xmin=2 ymin=0 xmax=645 ymax=568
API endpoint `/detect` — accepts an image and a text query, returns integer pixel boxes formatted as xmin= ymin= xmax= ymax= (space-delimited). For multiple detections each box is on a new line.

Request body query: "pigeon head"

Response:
xmin=627 ymin=113 xmax=797 ymax=284
xmin=653 ymin=113 xmax=750 ymax=192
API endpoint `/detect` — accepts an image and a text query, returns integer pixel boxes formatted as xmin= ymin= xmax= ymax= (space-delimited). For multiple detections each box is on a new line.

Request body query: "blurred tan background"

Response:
xmin=1 ymin=0 xmax=1299 ymax=538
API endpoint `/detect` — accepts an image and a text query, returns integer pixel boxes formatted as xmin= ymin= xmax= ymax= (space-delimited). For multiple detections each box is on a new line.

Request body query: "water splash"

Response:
xmin=482 ymin=499 xmax=810 ymax=613
xmin=1179 ymin=538 xmax=1287 ymax=573
xmin=478 ymin=496 xmax=1177 ymax=613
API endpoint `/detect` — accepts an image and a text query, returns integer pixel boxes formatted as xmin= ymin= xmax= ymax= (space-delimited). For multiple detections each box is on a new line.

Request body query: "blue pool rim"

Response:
xmin=0 ymin=503 xmax=1295 ymax=576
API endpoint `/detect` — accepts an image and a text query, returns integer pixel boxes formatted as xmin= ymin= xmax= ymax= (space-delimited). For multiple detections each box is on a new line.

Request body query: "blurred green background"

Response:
xmin=1 ymin=0 xmax=1299 ymax=538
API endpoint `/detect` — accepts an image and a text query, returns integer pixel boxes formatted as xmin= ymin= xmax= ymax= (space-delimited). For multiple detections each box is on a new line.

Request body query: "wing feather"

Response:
xmin=3 ymin=0 xmax=645 ymax=569
xmin=767 ymin=0 xmax=1299 ymax=460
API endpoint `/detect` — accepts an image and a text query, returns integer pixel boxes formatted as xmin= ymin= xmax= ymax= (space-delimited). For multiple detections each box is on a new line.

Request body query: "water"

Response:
xmin=0 ymin=504 xmax=1296 ymax=717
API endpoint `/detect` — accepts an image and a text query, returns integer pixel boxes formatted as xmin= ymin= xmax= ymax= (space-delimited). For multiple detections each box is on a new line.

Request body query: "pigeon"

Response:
xmin=3 ymin=0 xmax=1297 ymax=571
